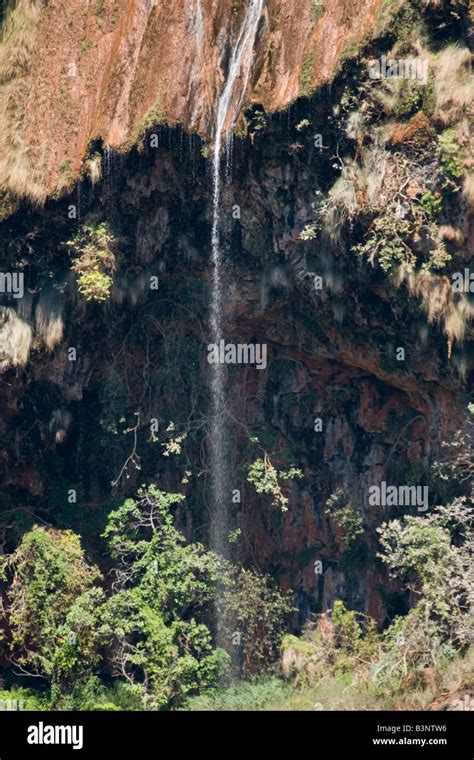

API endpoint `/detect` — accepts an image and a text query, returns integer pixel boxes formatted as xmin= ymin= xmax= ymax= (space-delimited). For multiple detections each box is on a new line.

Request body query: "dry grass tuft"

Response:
xmin=0 ymin=306 xmax=32 ymax=371
xmin=85 ymin=153 xmax=102 ymax=186
xmin=34 ymin=281 xmax=64 ymax=351
xmin=437 ymin=224 xmax=465 ymax=246
xmin=395 ymin=266 xmax=474 ymax=356
xmin=0 ymin=0 xmax=45 ymax=200
xmin=433 ymin=45 xmax=473 ymax=127
xmin=324 ymin=161 xmax=365 ymax=243
xmin=461 ymin=173 xmax=474 ymax=211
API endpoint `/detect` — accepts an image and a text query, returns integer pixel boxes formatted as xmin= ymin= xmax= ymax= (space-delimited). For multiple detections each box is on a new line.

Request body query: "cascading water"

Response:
xmin=208 ymin=0 xmax=264 ymax=574
xmin=103 ymin=145 xmax=113 ymax=206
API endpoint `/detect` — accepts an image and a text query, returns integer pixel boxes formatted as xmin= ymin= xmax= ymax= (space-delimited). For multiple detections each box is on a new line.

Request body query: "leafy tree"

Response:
xmin=217 ymin=567 xmax=294 ymax=679
xmin=377 ymin=499 xmax=472 ymax=644
xmin=434 ymin=403 xmax=474 ymax=494
xmin=0 ymin=487 xmax=296 ymax=708
xmin=101 ymin=486 xmax=230 ymax=708
xmin=374 ymin=499 xmax=473 ymax=683
xmin=0 ymin=527 xmax=103 ymax=685
xmin=102 ymin=486 xmax=294 ymax=700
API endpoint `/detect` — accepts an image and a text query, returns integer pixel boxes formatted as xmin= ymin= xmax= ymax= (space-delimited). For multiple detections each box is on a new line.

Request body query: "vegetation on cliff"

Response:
xmin=0 ymin=0 xmax=472 ymax=713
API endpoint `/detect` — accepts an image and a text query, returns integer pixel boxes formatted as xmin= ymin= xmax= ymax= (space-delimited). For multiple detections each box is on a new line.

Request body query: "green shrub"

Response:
xmin=0 ymin=687 xmax=47 ymax=711
xmin=0 ymin=526 xmax=103 ymax=686
xmin=101 ymin=485 xmax=230 ymax=708
xmin=281 ymin=602 xmax=379 ymax=685
xmin=377 ymin=499 xmax=473 ymax=650
xmin=325 ymin=489 xmax=364 ymax=551
xmin=395 ymin=81 xmax=423 ymax=120
xmin=181 ymin=677 xmax=292 ymax=711
xmin=217 ymin=568 xmax=294 ymax=679
xmin=247 ymin=455 xmax=303 ymax=511
xmin=67 ymin=222 xmax=116 ymax=302
xmin=438 ymin=129 xmax=463 ymax=189
xmin=418 ymin=191 xmax=442 ymax=218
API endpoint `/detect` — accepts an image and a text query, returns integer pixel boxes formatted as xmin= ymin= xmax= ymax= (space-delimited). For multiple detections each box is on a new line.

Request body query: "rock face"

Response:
xmin=0 ymin=0 xmax=472 ymax=625
xmin=0 ymin=0 xmax=386 ymax=200
xmin=0 ymin=112 xmax=469 ymax=620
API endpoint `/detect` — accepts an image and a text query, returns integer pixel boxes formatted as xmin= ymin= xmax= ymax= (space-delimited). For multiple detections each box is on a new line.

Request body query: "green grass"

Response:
xmin=182 ymin=648 xmax=474 ymax=711
xmin=181 ymin=678 xmax=294 ymax=711
xmin=125 ymin=97 xmax=168 ymax=151
xmin=0 ymin=649 xmax=471 ymax=711
xmin=300 ymin=48 xmax=317 ymax=98
xmin=310 ymin=0 xmax=324 ymax=24
xmin=180 ymin=673 xmax=390 ymax=711
xmin=0 ymin=688 xmax=48 ymax=711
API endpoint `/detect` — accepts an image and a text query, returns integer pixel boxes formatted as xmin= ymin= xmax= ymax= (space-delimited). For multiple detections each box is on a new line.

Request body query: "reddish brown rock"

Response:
xmin=0 ymin=0 xmax=388 ymax=201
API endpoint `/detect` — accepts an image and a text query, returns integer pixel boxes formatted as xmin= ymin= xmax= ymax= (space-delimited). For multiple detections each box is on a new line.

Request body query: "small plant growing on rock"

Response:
xmin=326 ymin=489 xmax=364 ymax=551
xmin=296 ymin=118 xmax=311 ymax=132
xmin=67 ymin=222 xmax=116 ymax=302
xmin=161 ymin=421 xmax=187 ymax=457
xmin=310 ymin=0 xmax=324 ymax=25
xmin=247 ymin=454 xmax=303 ymax=511
xmin=418 ymin=190 xmax=442 ymax=218
xmin=438 ymin=129 xmax=464 ymax=190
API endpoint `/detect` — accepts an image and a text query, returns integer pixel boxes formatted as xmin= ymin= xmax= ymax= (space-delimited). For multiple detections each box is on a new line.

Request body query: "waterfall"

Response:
xmin=209 ymin=0 xmax=264 ymax=566
xmin=103 ymin=145 xmax=113 ymax=206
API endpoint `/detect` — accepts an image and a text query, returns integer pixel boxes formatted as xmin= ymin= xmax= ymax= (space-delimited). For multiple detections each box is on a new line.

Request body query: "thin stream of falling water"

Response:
xmin=225 ymin=132 xmax=234 ymax=184
xmin=77 ymin=181 xmax=82 ymax=223
xmin=207 ymin=0 xmax=265 ymax=671
xmin=103 ymin=145 xmax=112 ymax=206
xmin=209 ymin=0 xmax=264 ymax=568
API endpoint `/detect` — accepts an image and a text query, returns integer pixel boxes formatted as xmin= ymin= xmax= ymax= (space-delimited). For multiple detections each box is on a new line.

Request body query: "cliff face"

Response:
xmin=0 ymin=0 xmax=472 ymax=624
xmin=0 ymin=0 xmax=387 ymax=201
xmin=0 ymin=116 xmax=469 ymax=620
